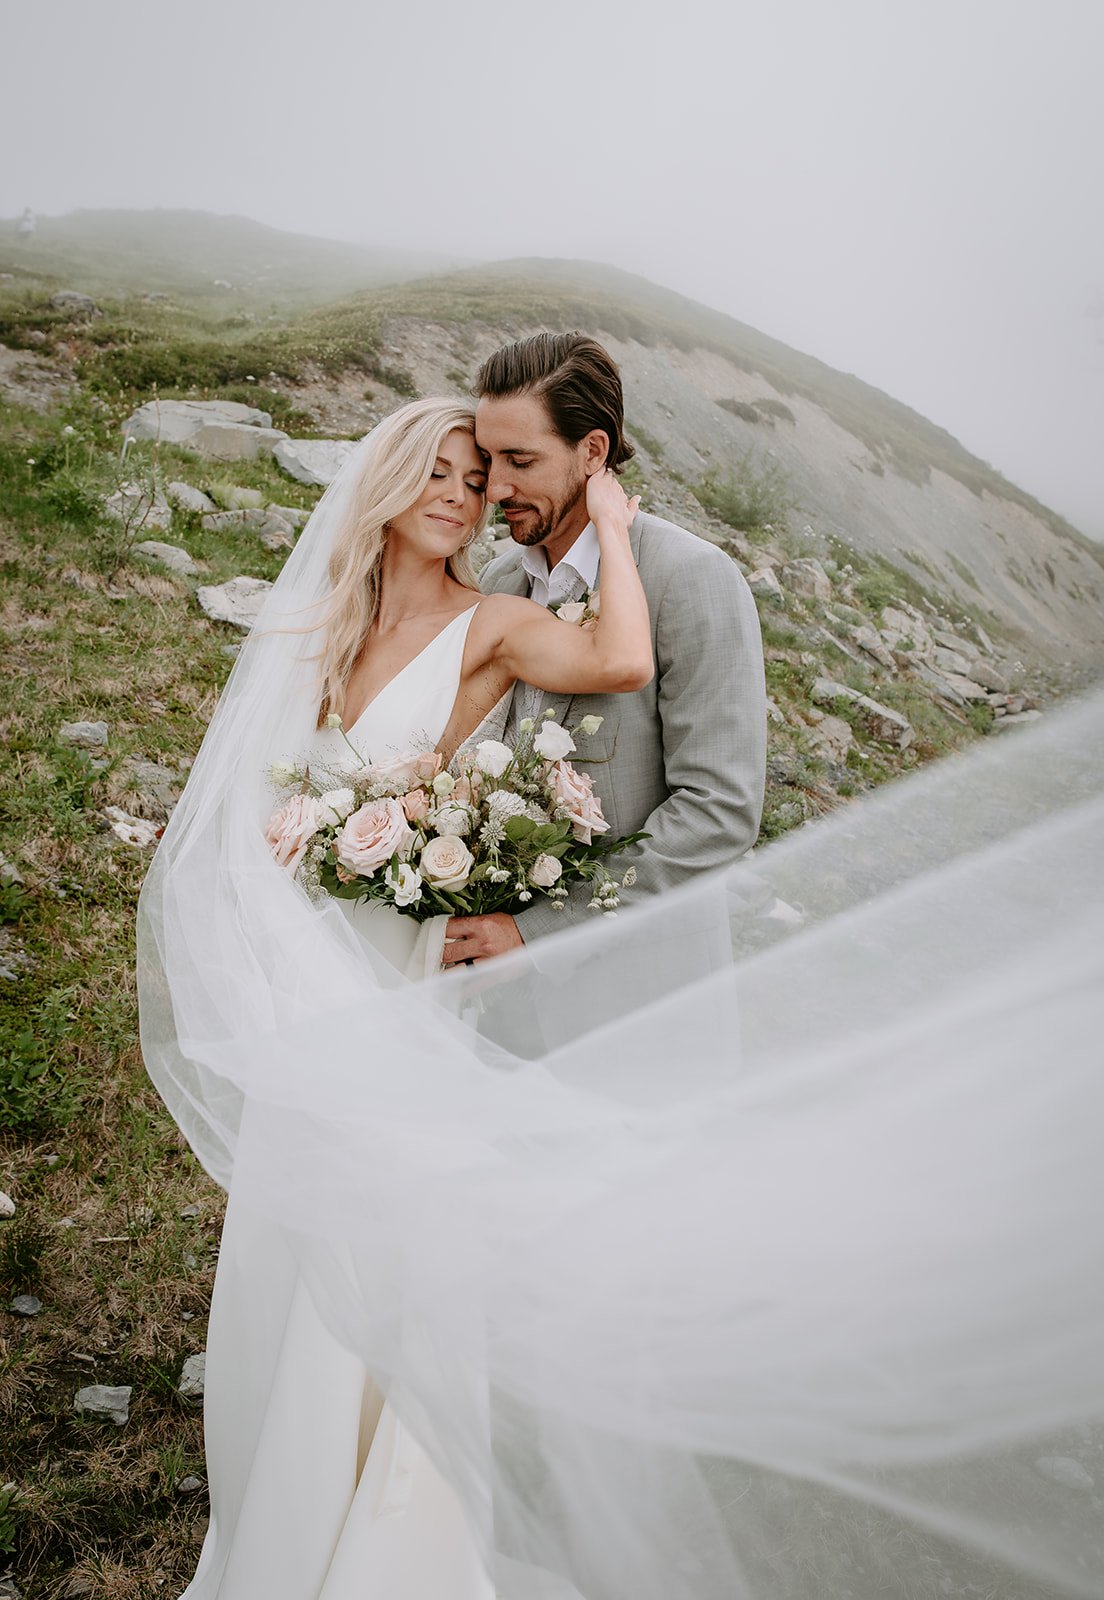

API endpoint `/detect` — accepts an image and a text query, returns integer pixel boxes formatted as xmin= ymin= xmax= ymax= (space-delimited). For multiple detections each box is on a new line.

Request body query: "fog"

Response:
xmin=4 ymin=0 xmax=1102 ymax=537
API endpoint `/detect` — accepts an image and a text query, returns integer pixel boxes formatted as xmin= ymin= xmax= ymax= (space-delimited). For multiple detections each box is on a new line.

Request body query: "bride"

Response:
xmin=151 ymin=396 xmax=648 ymax=1597
xmin=139 ymin=398 xmax=1104 ymax=1599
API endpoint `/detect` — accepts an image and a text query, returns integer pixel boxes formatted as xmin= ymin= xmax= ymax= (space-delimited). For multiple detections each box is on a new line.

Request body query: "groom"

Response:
xmin=442 ymin=331 xmax=766 ymax=965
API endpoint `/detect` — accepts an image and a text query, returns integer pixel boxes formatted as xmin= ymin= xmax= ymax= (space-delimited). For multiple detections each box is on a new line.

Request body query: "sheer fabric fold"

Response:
xmin=138 ymin=427 xmax=1104 ymax=1597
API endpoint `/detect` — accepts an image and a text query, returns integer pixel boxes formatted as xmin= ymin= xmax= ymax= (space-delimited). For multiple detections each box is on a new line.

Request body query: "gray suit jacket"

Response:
xmin=480 ymin=511 xmax=766 ymax=939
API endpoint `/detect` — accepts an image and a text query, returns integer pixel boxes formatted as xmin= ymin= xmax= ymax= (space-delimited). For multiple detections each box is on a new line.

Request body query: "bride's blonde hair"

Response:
xmin=314 ymin=398 xmax=491 ymax=725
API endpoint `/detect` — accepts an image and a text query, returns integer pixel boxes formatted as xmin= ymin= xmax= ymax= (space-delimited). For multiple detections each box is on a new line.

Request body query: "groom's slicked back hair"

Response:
xmin=476 ymin=332 xmax=635 ymax=473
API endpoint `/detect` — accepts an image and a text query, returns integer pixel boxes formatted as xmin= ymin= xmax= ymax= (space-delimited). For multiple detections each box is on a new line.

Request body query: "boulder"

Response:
xmin=880 ymin=605 xmax=933 ymax=657
xmin=273 ymin=438 xmax=356 ymax=488
xmin=131 ymin=540 xmax=198 ymax=578
xmin=267 ymin=502 xmax=311 ymax=530
xmin=811 ymin=678 xmax=913 ymax=748
xmin=916 ymin=663 xmax=989 ymax=705
xmin=932 ymin=644 xmax=977 ymax=678
xmin=118 ymin=757 xmax=184 ymax=819
xmin=962 ymin=657 xmax=1010 ymax=694
xmin=780 ymin=558 xmax=832 ymax=602
xmin=51 ymin=290 xmax=100 ymax=318
xmin=747 ymin=567 xmax=784 ymax=604
xmin=167 ymin=481 xmax=217 ymax=515
xmin=849 ymin=625 xmax=896 ymax=671
xmin=75 ymin=1384 xmax=131 ymax=1426
xmin=123 ymin=399 xmax=274 ymax=445
xmin=184 ymin=422 xmax=287 ymax=462
xmin=806 ymin=711 xmax=854 ymax=764
xmin=59 ymin=720 xmax=108 ymax=751
xmin=994 ymin=709 xmax=1043 ymax=731
xmin=932 ymin=626 xmax=980 ymax=660
xmin=196 ymin=576 xmax=273 ymax=630
xmin=104 ymin=484 xmax=173 ymax=533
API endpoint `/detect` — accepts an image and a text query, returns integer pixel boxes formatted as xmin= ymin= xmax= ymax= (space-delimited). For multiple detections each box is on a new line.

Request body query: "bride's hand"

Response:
xmin=586 ymin=468 xmax=641 ymax=534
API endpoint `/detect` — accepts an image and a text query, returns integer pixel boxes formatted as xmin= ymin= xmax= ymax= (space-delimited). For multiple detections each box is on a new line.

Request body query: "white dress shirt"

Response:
xmin=520 ymin=521 xmax=601 ymax=611
xmin=517 ymin=523 xmax=601 ymax=722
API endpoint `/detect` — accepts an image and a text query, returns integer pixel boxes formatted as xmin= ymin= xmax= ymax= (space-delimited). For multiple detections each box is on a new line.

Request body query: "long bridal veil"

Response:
xmin=137 ymin=424 xmax=1104 ymax=1598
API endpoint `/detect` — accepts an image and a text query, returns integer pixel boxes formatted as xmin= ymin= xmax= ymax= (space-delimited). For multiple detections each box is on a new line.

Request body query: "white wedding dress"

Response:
xmin=182 ymin=604 xmax=497 ymax=1600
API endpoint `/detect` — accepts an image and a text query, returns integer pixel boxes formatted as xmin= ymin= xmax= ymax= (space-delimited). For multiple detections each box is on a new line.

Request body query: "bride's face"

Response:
xmin=388 ymin=428 xmax=487 ymax=557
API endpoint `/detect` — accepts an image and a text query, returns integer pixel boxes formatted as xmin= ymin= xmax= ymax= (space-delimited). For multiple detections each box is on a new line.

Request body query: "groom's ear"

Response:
xmin=580 ymin=429 xmax=611 ymax=476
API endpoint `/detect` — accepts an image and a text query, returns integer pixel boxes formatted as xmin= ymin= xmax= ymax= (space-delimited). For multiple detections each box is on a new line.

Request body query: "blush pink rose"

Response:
xmin=334 ymin=798 xmax=415 ymax=877
xmin=402 ymin=787 xmax=430 ymax=823
xmin=367 ymin=750 xmax=440 ymax=790
xmin=265 ymin=793 xmax=322 ymax=874
xmin=547 ymin=760 xmax=609 ymax=844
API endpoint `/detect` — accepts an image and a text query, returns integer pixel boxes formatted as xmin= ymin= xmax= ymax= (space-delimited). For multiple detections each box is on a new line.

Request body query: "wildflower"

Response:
xmin=577 ymin=715 xmax=604 ymax=737
xmin=326 ymin=713 xmax=343 ymax=729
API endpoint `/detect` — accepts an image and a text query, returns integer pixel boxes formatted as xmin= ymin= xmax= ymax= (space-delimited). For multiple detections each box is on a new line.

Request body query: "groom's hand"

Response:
xmin=443 ymin=913 xmax=524 ymax=966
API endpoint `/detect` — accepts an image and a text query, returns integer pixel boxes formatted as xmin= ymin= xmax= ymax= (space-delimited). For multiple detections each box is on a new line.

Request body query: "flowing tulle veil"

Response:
xmin=137 ymin=423 xmax=1104 ymax=1598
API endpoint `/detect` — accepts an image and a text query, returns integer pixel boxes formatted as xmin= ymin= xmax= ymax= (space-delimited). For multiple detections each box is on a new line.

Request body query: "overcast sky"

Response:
xmin=5 ymin=0 xmax=1102 ymax=537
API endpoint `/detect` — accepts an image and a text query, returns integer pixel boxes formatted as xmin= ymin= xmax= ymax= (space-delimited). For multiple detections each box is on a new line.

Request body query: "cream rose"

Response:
xmin=317 ymin=786 xmax=356 ymax=828
xmin=548 ymin=760 xmax=609 ymax=844
xmin=419 ymin=834 xmax=474 ymax=889
xmin=334 ymin=798 xmax=415 ymax=877
xmin=402 ymin=787 xmax=430 ymax=823
xmin=474 ymin=739 xmax=513 ymax=778
xmin=265 ymin=793 xmax=322 ymax=874
xmin=529 ymin=853 xmax=563 ymax=889
xmin=534 ymin=722 xmax=576 ymax=761
xmin=556 ymin=600 xmax=587 ymax=624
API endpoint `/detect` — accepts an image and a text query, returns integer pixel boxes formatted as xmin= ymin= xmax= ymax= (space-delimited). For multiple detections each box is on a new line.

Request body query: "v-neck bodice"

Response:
xmin=312 ymin=604 xmax=480 ymax=769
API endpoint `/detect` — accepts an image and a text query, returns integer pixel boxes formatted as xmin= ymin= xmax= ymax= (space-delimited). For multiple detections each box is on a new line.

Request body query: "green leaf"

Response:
xmin=504 ymin=816 xmax=537 ymax=842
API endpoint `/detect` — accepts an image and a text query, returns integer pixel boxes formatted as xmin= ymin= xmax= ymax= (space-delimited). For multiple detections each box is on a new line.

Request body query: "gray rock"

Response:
xmin=962 ymin=657 xmax=1010 ymax=694
xmin=196 ymin=577 xmax=273 ymax=631
xmin=176 ymin=1474 xmax=205 ymax=1494
xmin=266 ymin=502 xmax=311 ymax=530
xmin=10 ymin=1294 xmax=42 ymax=1316
xmin=0 ymin=1194 xmax=14 ymax=1218
xmin=123 ymin=398 xmax=274 ymax=445
xmin=0 ymin=855 xmax=23 ymax=888
xmin=849 ymin=624 xmax=896 ymax=671
xmin=781 ymin=557 xmax=832 ymax=602
xmin=51 ymin=290 xmax=100 ymax=317
xmin=59 ymin=720 xmax=108 ymax=751
xmin=104 ymin=484 xmax=173 ymax=533
xmin=806 ymin=711 xmax=854 ymax=764
xmin=118 ymin=758 xmax=182 ymax=818
xmin=273 ymin=437 xmax=356 ymax=488
xmin=811 ymin=678 xmax=913 ymax=748
xmin=131 ymin=540 xmax=198 ymax=578
xmin=765 ymin=697 xmax=786 ymax=726
xmin=61 ymin=1578 xmax=94 ymax=1599
xmin=75 ymin=1384 xmax=131 ymax=1425
xmin=178 ymin=1352 xmax=206 ymax=1401
xmin=1034 ymin=1455 xmax=1094 ymax=1491
xmin=102 ymin=806 xmax=162 ymax=848
xmin=167 ymin=481 xmax=217 ymax=515
xmin=932 ymin=644 xmax=977 ymax=678
xmin=185 ymin=422 xmax=288 ymax=463
xmin=179 ymin=1203 xmax=201 ymax=1218
xmin=747 ymin=567 xmax=784 ymax=604
xmin=917 ymin=664 xmax=990 ymax=704
xmin=0 ymin=1578 xmax=23 ymax=1599
xmin=932 ymin=626 xmax=980 ymax=661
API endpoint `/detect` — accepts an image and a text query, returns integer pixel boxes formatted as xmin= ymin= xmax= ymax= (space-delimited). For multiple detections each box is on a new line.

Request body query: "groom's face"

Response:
xmin=475 ymin=392 xmax=590 ymax=554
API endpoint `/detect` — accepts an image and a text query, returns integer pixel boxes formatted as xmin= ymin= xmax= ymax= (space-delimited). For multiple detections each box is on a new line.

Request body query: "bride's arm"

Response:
xmin=481 ymin=471 xmax=652 ymax=695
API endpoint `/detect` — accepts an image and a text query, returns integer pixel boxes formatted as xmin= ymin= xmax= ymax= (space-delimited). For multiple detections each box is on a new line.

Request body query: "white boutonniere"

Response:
xmin=551 ymin=589 xmax=600 ymax=626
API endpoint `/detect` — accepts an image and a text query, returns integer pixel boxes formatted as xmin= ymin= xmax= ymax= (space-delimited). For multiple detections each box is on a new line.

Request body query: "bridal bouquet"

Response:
xmin=265 ymin=712 xmax=643 ymax=921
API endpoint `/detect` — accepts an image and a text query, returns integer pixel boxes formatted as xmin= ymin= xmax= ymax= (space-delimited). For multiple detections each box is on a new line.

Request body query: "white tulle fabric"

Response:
xmin=138 ymin=425 xmax=1104 ymax=1600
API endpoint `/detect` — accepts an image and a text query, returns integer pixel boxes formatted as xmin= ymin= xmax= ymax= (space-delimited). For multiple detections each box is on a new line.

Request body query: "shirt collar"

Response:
xmin=520 ymin=521 xmax=601 ymax=591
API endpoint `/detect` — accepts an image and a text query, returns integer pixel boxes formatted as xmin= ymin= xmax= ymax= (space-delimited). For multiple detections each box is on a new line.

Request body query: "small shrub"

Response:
xmin=967 ymin=700 xmax=995 ymax=735
xmin=0 ymin=1209 xmax=50 ymax=1291
xmin=54 ymin=746 xmax=101 ymax=811
xmin=693 ymin=449 xmax=794 ymax=533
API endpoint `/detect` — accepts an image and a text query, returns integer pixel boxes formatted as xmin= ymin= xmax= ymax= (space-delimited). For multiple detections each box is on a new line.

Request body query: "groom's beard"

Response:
xmin=500 ymin=477 xmax=587 ymax=549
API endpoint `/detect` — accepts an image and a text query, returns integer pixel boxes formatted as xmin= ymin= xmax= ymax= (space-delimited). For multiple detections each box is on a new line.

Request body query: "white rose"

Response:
xmin=420 ymin=834 xmax=474 ymax=889
xmin=385 ymin=861 xmax=423 ymax=907
xmin=577 ymin=714 xmax=604 ymax=737
xmin=269 ymin=758 xmax=299 ymax=787
xmin=474 ymin=739 xmax=513 ymax=778
xmin=534 ymin=722 xmax=576 ymax=761
xmin=432 ymin=771 xmax=455 ymax=797
xmin=431 ymin=801 xmax=472 ymax=837
xmin=528 ymin=853 xmax=563 ymax=889
xmin=556 ymin=600 xmax=587 ymax=624
xmin=317 ymin=786 xmax=356 ymax=827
